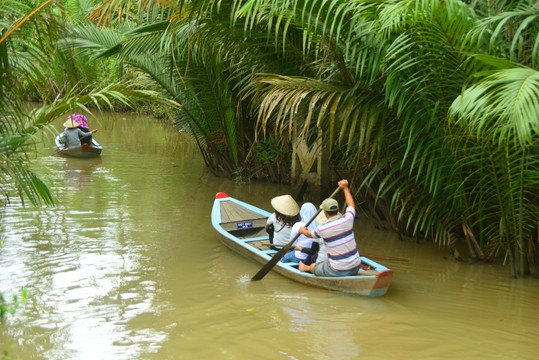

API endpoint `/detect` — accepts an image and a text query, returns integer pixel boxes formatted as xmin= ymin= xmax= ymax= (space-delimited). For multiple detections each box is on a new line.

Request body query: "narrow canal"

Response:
xmin=1 ymin=112 xmax=538 ymax=359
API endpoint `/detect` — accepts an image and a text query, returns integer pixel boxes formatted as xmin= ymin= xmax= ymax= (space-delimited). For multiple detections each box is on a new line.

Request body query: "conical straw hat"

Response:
xmin=63 ymin=119 xmax=78 ymax=128
xmin=270 ymin=195 xmax=299 ymax=217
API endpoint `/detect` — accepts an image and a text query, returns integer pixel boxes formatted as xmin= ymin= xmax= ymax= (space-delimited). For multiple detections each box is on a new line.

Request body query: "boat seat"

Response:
xmin=219 ymin=200 xmax=268 ymax=231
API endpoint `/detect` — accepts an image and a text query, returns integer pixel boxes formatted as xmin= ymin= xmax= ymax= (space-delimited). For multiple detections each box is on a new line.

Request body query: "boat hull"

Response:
xmin=212 ymin=192 xmax=393 ymax=296
xmin=55 ymin=133 xmax=102 ymax=158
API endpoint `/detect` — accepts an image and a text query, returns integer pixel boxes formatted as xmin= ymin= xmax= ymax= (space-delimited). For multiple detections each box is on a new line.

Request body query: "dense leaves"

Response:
xmin=69 ymin=0 xmax=538 ymax=276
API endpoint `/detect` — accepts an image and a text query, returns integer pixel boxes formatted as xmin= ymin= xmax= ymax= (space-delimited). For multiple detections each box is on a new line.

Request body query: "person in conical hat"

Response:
xmin=68 ymin=114 xmax=92 ymax=145
xmin=265 ymin=194 xmax=300 ymax=248
xmin=61 ymin=115 xmax=97 ymax=149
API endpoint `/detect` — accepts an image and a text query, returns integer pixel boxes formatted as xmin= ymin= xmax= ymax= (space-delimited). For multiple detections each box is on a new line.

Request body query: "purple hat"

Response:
xmin=68 ymin=114 xmax=88 ymax=129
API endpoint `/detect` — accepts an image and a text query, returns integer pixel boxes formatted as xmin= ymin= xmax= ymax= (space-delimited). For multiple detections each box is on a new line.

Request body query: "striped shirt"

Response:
xmin=313 ymin=206 xmax=360 ymax=271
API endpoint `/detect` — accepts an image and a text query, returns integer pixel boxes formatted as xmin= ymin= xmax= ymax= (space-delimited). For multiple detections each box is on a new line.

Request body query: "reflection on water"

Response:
xmin=59 ymin=157 xmax=103 ymax=193
xmin=1 ymin=112 xmax=538 ymax=360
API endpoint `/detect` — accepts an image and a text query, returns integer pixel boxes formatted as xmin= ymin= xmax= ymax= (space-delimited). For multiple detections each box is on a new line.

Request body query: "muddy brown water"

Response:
xmin=1 ymin=112 xmax=538 ymax=359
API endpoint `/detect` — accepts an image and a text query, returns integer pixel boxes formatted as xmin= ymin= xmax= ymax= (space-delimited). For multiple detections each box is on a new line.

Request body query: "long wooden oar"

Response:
xmin=361 ymin=254 xmax=409 ymax=262
xmin=251 ymin=186 xmax=341 ymax=281
xmin=50 ymin=148 xmax=64 ymax=156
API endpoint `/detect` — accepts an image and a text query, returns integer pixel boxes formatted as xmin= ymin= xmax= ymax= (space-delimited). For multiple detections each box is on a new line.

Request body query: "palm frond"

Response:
xmin=465 ymin=1 xmax=539 ymax=68
xmin=450 ymin=66 xmax=539 ymax=147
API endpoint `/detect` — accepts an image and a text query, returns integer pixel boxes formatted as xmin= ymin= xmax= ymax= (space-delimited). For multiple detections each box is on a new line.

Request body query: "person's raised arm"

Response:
xmin=339 ymin=179 xmax=355 ymax=209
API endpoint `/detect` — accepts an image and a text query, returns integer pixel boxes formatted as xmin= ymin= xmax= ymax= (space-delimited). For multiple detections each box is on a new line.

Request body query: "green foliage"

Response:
xmin=230 ymin=0 xmax=539 ymax=275
xmin=0 ymin=0 xmax=166 ymax=207
xmin=254 ymin=139 xmax=290 ymax=165
xmin=66 ymin=0 xmax=538 ymax=275
xmin=449 ymin=65 xmax=539 ymax=274
xmin=68 ymin=1 xmax=301 ymax=177
xmin=1 ymin=290 xmax=27 ymax=359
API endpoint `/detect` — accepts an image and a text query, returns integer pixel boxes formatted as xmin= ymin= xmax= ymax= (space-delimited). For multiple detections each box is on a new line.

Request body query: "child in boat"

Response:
xmin=298 ymin=179 xmax=362 ymax=277
xmin=280 ymin=202 xmax=320 ymax=264
xmin=265 ymin=195 xmax=300 ymax=249
xmin=61 ymin=117 xmax=97 ymax=149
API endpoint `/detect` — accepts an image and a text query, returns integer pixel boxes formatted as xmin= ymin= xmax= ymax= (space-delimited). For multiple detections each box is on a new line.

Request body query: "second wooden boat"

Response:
xmin=55 ymin=132 xmax=102 ymax=158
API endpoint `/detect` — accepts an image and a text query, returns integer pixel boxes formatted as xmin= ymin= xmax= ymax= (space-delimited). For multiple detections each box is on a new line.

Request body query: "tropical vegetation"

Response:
xmin=0 ymin=0 xmax=165 ymax=208
xmin=67 ymin=0 xmax=538 ymax=276
xmin=0 ymin=0 xmax=537 ymax=277
xmin=0 ymin=0 xmax=165 ymax=333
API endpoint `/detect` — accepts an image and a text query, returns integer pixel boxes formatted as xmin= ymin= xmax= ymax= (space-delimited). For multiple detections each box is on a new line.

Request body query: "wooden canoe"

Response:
xmin=211 ymin=192 xmax=393 ymax=297
xmin=55 ymin=132 xmax=102 ymax=158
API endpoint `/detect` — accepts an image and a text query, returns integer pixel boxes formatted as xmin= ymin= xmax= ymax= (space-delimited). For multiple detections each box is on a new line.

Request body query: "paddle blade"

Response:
xmin=251 ymin=244 xmax=292 ymax=281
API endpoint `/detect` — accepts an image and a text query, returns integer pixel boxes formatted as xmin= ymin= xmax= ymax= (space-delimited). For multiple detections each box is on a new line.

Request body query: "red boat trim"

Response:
xmin=215 ymin=192 xmax=229 ymax=199
xmin=376 ymin=269 xmax=393 ymax=278
xmin=373 ymin=269 xmax=393 ymax=290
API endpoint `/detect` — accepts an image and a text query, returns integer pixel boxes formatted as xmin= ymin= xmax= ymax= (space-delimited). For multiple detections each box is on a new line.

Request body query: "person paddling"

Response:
xmin=71 ymin=114 xmax=93 ymax=146
xmin=298 ymin=179 xmax=361 ymax=277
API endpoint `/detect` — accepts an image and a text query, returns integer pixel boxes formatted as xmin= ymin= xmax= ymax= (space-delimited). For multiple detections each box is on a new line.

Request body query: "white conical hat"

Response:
xmin=63 ymin=119 xmax=78 ymax=128
xmin=270 ymin=195 xmax=299 ymax=217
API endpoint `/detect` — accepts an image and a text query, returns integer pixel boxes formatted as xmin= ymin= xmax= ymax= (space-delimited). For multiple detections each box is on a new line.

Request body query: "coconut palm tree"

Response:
xmin=1 ymin=0 xmax=56 ymax=206
xmin=448 ymin=1 xmax=539 ymax=275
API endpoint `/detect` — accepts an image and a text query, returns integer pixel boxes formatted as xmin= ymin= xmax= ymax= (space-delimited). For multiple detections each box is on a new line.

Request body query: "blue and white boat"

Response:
xmin=211 ymin=192 xmax=393 ymax=296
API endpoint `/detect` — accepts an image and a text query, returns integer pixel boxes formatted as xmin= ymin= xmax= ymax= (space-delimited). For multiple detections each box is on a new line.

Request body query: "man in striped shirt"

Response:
xmin=298 ymin=179 xmax=361 ymax=276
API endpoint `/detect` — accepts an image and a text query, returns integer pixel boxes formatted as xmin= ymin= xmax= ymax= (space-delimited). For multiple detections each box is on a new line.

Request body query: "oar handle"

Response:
xmin=251 ymin=186 xmax=341 ymax=281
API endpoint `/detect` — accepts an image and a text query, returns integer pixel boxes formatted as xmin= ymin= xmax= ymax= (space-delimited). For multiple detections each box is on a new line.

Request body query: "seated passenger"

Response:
xmin=72 ymin=114 xmax=92 ymax=146
xmin=280 ymin=202 xmax=320 ymax=264
xmin=265 ymin=195 xmax=300 ymax=249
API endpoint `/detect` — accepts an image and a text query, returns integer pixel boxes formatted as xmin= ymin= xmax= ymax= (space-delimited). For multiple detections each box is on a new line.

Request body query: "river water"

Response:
xmin=0 ymin=112 xmax=537 ymax=360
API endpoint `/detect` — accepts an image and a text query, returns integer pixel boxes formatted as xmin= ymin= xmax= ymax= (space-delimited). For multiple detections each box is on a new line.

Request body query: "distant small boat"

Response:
xmin=211 ymin=192 xmax=393 ymax=296
xmin=54 ymin=132 xmax=102 ymax=158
